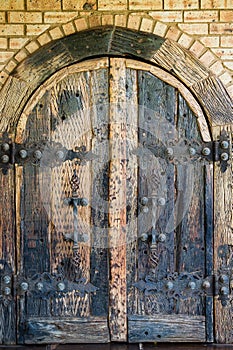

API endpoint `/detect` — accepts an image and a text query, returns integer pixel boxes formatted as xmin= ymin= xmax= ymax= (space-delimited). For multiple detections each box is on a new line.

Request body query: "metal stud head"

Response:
xmin=34 ymin=150 xmax=42 ymax=160
xmin=1 ymin=143 xmax=10 ymax=152
xmin=80 ymin=198 xmax=88 ymax=206
xmin=188 ymin=281 xmax=196 ymax=290
xmin=141 ymin=197 xmax=149 ymax=206
xmin=57 ymin=282 xmax=66 ymax=291
xmin=141 ymin=233 xmax=148 ymax=242
xmin=221 ymin=140 xmax=229 ymax=149
xmin=1 ymin=155 xmax=9 ymax=163
xmin=36 ymin=282 xmax=44 ymax=291
xmin=3 ymin=275 xmax=11 ymax=284
xmin=221 ymin=152 xmax=229 ymax=161
xmin=142 ymin=206 xmax=149 ymax=214
xmin=220 ymin=287 xmax=229 ymax=296
xmin=158 ymin=197 xmax=166 ymax=206
xmin=20 ymin=282 xmax=29 ymax=291
xmin=4 ymin=287 xmax=11 ymax=296
xmin=219 ymin=274 xmax=229 ymax=283
xmin=19 ymin=149 xmax=28 ymax=159
xmin=167 ymin=147 xmax=174 ymax=156
xmin=158 ymin=234 xmax=166 ymax=243
xmin=56 ymin=150 xmax=65 ymax=161
xmin=202 ymin=147 xmax=211 ymax=156
xmin=166 ymin=281 xmax=173 ymax=290
xmin=202 ymin=280 xmax=211 ymax=290
xmin=189 ymin=147 xmax=196 ymax=156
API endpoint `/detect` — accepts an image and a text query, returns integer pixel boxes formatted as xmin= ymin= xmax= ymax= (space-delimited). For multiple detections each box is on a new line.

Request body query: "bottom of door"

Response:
xmin=128 ymin=315 xmax=206 ymax=343
xmin=21 ymin=317 xmax=110 ymax=344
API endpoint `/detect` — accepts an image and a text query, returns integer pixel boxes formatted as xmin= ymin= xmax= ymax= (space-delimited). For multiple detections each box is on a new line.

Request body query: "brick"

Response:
xmin=63 ymin=0 xmax=96 ymax=10
xmin=8 ymin=11 xmax=42 ymax=23
xmin=201 ymin=0 xmax=227 ymax=9
xmin=62 ymin=21 xmax=76 ymax=35
xmin=49 ymin=27 xmax=64 ymax=40
xmin=219 ymin=71 xmax=232 ymax=84
xmin=140 ymin=18 xmax=154 ymax=32
xmin=190 ymin=41 xmax=206 ymax=57
xmin=178 ymin=33 xmax=194 ymax=48
xmin=0 ymin=12 xmax=5 ymax=22
xmin=88 ymin=15 xmax=101 ymax=27
xmin=9 ymin=37 xmax=28 ymax=49
xmin=224 ymin=61 xmax=233 ymax=70
xmin=0 ymin=24 xmax=24 ymax=35
xmin=0 ymin=37 xmax=7 ymax=49
xmin=98 ymin=0 xmax=127 ymax=10
xmin=27 ymin=0 xmax=61 ymax=10
xmin=149 ymin=11 xmax=183 ymax=22
xmin=129 ymin=0 xmax=162 ymax=10
xmin=178 ymin=23 xmax=209 ymax=34
xmin=102 ymin=14 xmax=114 ymax=26
xmin=200 ymin=36 xmax=220 ymax=47
xmin=26 ymin=24 xmax=50 ymax=36
xmin=221 ymin=36 xmax=233 ymax=46
xmin=0 ymin=0 xmax=24 ymax=10
xmin=165 ymin=26 xmax=181 ymax=41
xmin=184 ymin=10 xmax=218 ymax=22
xmin=74 ymin=17 xmax=88 ymax=31
xmin=25 ymin=40 xmax=40 ymax=53
xmin=164 ymin=0 xmax=199 ymax=10
xmin=5 ymin=59 xmax=17 ymax=73
xmin=212 ymin=48 xmax=233 ymax=59
xmin=0 ymin=51 xmax=14 ymax=62
xmin=115 ymin=14 xmax=127 ymax=27
xmin=153 ymin=21 xmax=168 ymax=37
xmin=128 ymin=14 xmax=142 ymax=30
xmin=14 ymin=49 xmax=28 ymax=62
xmin=199 ymin=49 xmax=217 ymax=66
xmin=44 ymin=12 xmax=77 ymax=23
xmin=37 ymin=32 xmax=51 ymax=46
xmin=210 ymin=23 xmax=233 ymax=34
xmin=220 ymin=10 xmax=233 ymax=21
xmin=209 ymin=60 xmax=224 ymax=74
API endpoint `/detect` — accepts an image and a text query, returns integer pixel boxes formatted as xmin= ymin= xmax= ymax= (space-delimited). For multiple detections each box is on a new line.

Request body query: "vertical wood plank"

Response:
xmin=213 ymin=124 xmax=233 ymax=343
xmin=108 ymin=58 xmax=127 ymax=341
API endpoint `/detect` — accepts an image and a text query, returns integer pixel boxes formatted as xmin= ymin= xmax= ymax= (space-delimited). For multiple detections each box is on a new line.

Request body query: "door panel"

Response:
xmin=13 ymin=57 xmax=213 ymax=344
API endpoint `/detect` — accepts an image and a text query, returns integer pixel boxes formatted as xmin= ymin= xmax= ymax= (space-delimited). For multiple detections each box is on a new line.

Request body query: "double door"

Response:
xmin=0 ymin=57 xmax=219 ymax=343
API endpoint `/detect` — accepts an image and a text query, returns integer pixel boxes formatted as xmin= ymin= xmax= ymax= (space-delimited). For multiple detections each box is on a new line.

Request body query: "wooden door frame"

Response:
xmin=0 ymin=26 xmax=232 ymax=344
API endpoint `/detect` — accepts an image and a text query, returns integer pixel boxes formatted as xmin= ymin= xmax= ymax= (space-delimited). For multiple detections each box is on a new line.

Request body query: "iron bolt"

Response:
xmin=221 ymin=140 xmax=229 ymax=149
xmin=189 ymin=147 xmax=196 ymax=156
xmin=167 ymin=147 xmax=174 ymax=156
xmin=166 ymin=281 xmax=174 ymax=290
xmin=4 ymin=287 xmax=11 ymax=296
xmin=202 ymin=147 xmax=211 ymax=156
xmin=1 ymin=143 xmax=10 ymax=152
xmin=20 ymin=282 xmax=29 ymax=291
xmin=1 ymin=155 xmax=9 ymax=163
xmin=141 ymin=197 xmax=149 ymax=206
xmin=141 ymin=233 xmax=148 ymax=242
xmin=188 ymin=282 xmax=196 ymax=290
xmin=36 ymin=282 xmax=44 ymax=291
xmin=221 ymin=152 xmax=229 ymax=161
xmin=34 ymin=150 xmax=42 ymax=160
xmin=220 ymin=287 xmax=229 ymax=296
xmin=57 ymin=282 xmax=66 ymax=291
xmin=158 ymin=234 xmax=166 ymax=242
xmin=142 ymin=206 xmax=149 ymax=214
xmin=158 ymin=197 xmax=166 ymax=206
xmin=219 ymin=274 xmax=229 ymax=283
xmin=19 ymin=149 xmax=27 ymax=159
xmin=80 ymin=198 xmax=88 ymax=206
xmin=56 ymin=150 xmax=65 ymax=160
xmin=3 ymin=275 xmax=11 ymax=284
xmin=202 ymin=280 xmax=211 ymax=290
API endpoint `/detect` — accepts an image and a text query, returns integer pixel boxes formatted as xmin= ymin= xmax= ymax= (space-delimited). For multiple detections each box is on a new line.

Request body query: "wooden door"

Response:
xmin=0 ymin=57 xmax=216 ymax=344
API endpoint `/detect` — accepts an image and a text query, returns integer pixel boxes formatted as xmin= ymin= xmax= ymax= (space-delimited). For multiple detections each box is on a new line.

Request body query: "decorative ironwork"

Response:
xmin=0 ymin=134 xmax=97 ymax=173
xmin=17 ymin=272 xmax=97 ymax=299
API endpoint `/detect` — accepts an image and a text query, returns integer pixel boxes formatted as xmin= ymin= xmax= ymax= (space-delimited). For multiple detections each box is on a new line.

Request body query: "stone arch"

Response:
xmin=0 ymin=23 xmax=232 ymax=134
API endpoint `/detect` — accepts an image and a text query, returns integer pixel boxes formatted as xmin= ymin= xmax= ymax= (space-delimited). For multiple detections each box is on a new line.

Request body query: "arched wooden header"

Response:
xmin=0 ymin=26 xmax=232 ymax=133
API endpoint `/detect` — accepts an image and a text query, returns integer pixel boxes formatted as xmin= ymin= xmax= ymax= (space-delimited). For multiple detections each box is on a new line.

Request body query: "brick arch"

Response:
xmin=0 ymin=20 xmax=232 ymax=133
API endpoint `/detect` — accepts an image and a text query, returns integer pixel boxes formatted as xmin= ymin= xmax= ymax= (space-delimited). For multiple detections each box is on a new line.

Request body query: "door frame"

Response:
xmin=0 ymin=26 xmax=232 ymax=344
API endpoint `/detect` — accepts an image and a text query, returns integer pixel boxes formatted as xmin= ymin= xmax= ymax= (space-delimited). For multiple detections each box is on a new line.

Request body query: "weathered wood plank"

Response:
xmin=213 ymin=124 xmax=233 ymax=343
xmin=24 ymin=317 xmax=110 ymax=344
xmin=90 ymin=64 xmax=109 ymax=316
xmin=128 ymin=315 xmax=206 ymax=342
xmin=108 ymin=58 xmax=127 ymax=341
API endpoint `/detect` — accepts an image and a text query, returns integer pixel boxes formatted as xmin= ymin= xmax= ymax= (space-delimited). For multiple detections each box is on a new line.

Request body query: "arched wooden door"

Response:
xmin=0 ymin=57 xmax=217 ymax=344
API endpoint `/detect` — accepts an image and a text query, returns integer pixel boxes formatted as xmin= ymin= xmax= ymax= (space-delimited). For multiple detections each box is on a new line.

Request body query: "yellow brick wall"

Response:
xmin=0 ymin=0 xmax=233 ymax=96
